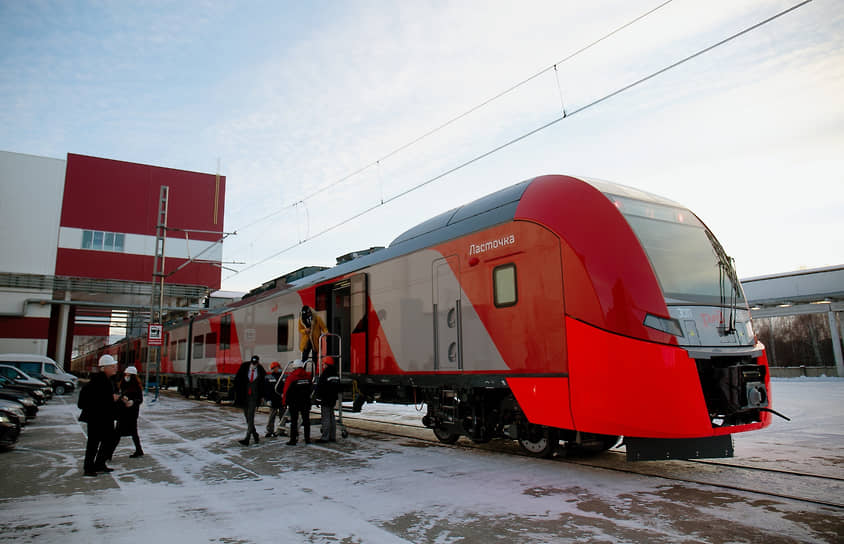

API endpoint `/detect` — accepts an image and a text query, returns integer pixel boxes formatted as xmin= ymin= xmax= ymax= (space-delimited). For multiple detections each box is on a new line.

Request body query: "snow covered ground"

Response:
xmin=0 ymin=378 xmax=841 ymax=543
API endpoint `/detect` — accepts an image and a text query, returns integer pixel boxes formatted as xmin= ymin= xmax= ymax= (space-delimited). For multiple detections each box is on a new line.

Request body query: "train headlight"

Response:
xmin=643 ymin=314 xmax=684 ymax=337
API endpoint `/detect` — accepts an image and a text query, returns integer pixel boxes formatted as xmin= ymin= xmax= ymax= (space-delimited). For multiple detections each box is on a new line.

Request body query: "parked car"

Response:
xmin=0 ymin=365 xmax=52 ymax=400
xmin=0 ymin=354 xmax=77 ymax=395
xmin=0 ymin=407 xmax=22 ymax=450
xmin=0 ymin=376 xmax=46 ymax=407
xmin=0 ymin=399 xmax=27 ymax=426
xmin=0 ymin=385 xmax=36 ymax=420
xmin=33 ymin=373 xmax=76 ymax=396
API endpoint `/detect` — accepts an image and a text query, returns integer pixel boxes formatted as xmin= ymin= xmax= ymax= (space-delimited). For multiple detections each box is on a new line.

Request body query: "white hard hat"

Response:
xmin=125 ymin=366 xmax=138 ymax=375
xmin=98 ymin=354 xmax=117 ymax=367
xmin=290 ymin=361 xmax=304 ymax=369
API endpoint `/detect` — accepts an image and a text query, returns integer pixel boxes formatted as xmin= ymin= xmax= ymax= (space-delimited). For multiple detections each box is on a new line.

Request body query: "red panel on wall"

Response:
xmin=61 ymin=154 xmax=225 ymax=240
xmin=73 ymin=324 xmax=110 ymax=337
xmin=56 ymin=249 xmax=221 ymax=288
xmin=0 ymin=317 xmax=50 ymax=339
xmin=56 ymin=154 xmax=225 ymax=289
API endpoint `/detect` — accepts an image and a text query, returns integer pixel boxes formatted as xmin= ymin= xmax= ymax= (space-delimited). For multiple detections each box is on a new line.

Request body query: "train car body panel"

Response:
xmin=516 ymin=175 xmax=674 ymax=345
xmin=566 ymin=317 xmax=712 ymax=438
xmin=72 ymin=174 xmax=772 ymax=459
xmin=507 ymin=377 xmax=574 ymax=429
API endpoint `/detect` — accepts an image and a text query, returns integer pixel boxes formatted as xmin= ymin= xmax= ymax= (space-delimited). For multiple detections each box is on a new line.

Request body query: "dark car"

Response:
xmin=0 ymin=365 xmax=52 ymax=400
xmin=35 ymin=374 xmax=75 ymax=396
xmin=0 ymin=399 xmax=26 ymax=427
xmin=0 ymin=375 xmax=47 ymax=405
xmin=0 ymin=383 xmax=38 ymax=419
xmin=0 ymin=407 xmax=22 ymax=450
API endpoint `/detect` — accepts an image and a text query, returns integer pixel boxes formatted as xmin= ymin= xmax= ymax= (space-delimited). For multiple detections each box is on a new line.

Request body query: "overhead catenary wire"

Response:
xmin=227 ymin=0 xmax=813 ymax=281
xmin=233 ymin=0 xmax=676 ymax=234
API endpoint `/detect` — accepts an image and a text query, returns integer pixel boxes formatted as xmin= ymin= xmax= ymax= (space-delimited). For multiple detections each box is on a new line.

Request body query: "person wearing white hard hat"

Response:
xmin=78 ymin=354 xmax=121 ymax=476
xmin=115 ymin=366 xmax=144 ymax=458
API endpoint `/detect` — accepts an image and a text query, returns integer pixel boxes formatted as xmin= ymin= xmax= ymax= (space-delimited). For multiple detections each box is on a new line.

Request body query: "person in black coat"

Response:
xmin=282 ymin=361 xmax=312 ymax=445
xmin=315 ymin=356 xmax=340 ymax=443
xmin=116 ymin=366 xmax=144 ymax=458
xmin=233 ymin=355 xmax=266 ymax=446
xmin=78 ymin=354 xmax=121 ymax=476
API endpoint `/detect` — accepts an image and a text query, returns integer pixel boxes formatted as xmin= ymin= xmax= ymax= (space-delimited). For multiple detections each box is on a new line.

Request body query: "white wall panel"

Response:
xmin=0 ymin=151 xmax=66 ymax=275
xmin=0 ymin=338 xmax=48 ymax=354
xmin=58 ymin=227 xmax=223 ymax=261
xmin=0 ymin=290 xmax=52 ymax=316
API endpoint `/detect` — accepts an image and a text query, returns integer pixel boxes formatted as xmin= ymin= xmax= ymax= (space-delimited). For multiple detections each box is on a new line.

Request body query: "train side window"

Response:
xmin=277 ymin=314 xmax=293 ymax=352
xmin=205 ymin=332 xmax=217 ymax=359
xmin=493 ymin=263 xmax=518 ymax=307
xmin=177 ymin=339 xmax=187 ymax=361
xmin=169 ymin=341 xmax=177 ymax=361
xmin=193 ymin=335 xmax=204 ymax=359
xmin=220 ymin=315 xmax=231 ymax=350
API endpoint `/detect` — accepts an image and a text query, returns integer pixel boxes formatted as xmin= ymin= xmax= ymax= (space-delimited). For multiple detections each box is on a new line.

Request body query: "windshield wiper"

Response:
xmin=705 ymin=230 xmax=739 ymax=335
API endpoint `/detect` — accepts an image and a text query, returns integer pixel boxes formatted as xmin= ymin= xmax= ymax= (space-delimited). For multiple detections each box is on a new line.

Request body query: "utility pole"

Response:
xmin=145 ymin=186 xmax=169 ymax=400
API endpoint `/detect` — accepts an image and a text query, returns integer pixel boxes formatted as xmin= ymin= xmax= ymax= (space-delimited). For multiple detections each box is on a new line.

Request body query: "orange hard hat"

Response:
xmin=270 ymin=361 xmax=281 ymax=370
xmin=323 ymin=356 xmax=334 ymax=365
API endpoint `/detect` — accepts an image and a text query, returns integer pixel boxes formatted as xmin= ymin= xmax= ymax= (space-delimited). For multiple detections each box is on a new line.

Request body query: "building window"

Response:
xmin=81 ymin=230 xmax=126 ymax=252
xmin=493 ymin=264 xmax=518 ymax=307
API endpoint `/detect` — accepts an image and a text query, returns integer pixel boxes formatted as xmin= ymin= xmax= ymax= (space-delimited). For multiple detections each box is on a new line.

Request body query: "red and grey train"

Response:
xmin=73 ymin=175 xmax=773 ymax=459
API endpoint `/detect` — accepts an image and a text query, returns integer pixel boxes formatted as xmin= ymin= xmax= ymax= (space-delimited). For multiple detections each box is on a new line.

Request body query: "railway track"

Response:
xmin=341 ymin=413 xmax=844 ymax=510
xmin=181 ymin=392 xmax=844 ymax=510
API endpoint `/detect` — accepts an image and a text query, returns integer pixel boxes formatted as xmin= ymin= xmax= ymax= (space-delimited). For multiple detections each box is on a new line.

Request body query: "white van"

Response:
xmin=0 ymin=354 xmax=78 ymax=395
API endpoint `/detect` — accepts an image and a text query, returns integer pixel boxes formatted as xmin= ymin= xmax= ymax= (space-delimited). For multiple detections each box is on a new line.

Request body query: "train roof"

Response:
xmin=287 ymin=175 xmax=685 ymax=289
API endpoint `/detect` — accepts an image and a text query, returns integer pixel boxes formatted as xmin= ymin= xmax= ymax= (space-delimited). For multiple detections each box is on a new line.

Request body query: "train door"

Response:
xmin=317 ymin=280 xmax=351 ymax=376
xmin=434 ymin=256 xmax=462 ymax=370
xmin=316 ymin=273 xmax=367 ymax=376
xmin=349 ymin=274 xmax=368 ymax=375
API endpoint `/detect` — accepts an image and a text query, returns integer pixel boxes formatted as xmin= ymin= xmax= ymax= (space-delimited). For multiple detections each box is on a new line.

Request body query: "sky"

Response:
xmin=0 ymin=378 xmax=841 ymax=542
xmin=0 ymin=0 xmax=842 ymax=293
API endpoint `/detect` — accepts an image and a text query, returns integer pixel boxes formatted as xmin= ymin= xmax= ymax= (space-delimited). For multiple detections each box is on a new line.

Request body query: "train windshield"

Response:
xmin=608 ymin=194 xmax=745 ymax=306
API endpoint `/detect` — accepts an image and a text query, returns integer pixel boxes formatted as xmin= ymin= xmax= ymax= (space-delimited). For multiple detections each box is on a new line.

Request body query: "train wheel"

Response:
xmin=433 ymin=426 xmax=460 ymax=444
xmin=518 ymin=426 xmax=558 ymax=458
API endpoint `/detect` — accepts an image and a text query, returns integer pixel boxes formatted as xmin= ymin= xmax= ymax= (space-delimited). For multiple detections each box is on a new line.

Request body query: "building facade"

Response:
xmin=0 ymin=151 xmax=225 ymax=368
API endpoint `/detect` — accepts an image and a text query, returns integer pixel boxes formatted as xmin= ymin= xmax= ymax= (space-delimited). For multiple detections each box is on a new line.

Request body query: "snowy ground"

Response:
xmin=0 ymin=378 xmax=841 ymax=543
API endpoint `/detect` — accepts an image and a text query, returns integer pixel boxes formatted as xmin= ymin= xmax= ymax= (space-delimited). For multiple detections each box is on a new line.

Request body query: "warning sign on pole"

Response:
xmin=148 ymin=324 xmax=163 ymax=346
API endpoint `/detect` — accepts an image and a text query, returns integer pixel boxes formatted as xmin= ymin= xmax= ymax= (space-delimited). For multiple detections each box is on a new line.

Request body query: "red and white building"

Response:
xmin=0 ymin=150 xmax=226 ymax=368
